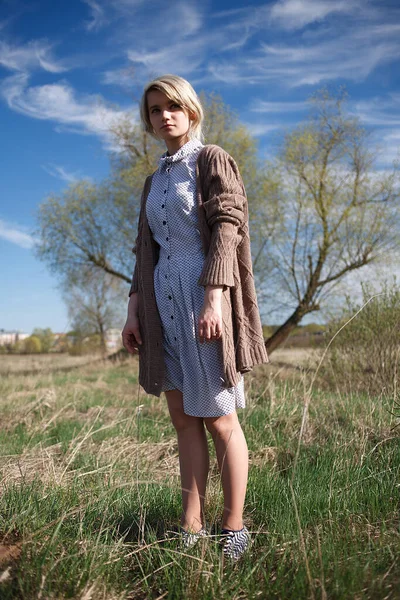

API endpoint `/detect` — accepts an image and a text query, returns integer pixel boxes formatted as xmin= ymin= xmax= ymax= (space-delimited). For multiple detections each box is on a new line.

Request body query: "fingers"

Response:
xmin=122 ymin=322 xmax=142 ymax=354
xmin=123 ymin=334 xmax=138 ymax=354
xmin=198 ymin=318 xmax=222 ymax=344
xmin=133 ymin=324 xmax=142 ymax=346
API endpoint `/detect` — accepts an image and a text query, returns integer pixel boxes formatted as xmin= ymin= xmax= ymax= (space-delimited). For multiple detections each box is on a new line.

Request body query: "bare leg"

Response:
xmin=205 ymin=411 xmax=248 ymax=531
xmin=165 ymin=390 xmax=209 ymax=532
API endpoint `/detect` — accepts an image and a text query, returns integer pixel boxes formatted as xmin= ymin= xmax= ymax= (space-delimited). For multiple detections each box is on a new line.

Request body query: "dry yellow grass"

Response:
xmin=0 ymin=352 xmax=103 ymax=375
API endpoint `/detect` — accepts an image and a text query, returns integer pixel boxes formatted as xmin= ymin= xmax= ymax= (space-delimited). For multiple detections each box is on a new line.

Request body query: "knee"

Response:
xmin=204 ymin=413 xmax=239 ymax=440
xmin=169 ymin=406 xmax=202 ymax=433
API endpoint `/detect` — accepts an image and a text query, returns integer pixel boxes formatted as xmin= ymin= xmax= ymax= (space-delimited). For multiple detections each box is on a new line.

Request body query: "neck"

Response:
xmin=165 ymin=134 xmax=190 ymax=155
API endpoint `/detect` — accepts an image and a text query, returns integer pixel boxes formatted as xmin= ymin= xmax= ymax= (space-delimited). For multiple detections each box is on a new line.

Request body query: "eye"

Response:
xmin=170 ymin=103 xmax=181 ymax=109
xmin=150 ymin=107 xmax=160 ymax=114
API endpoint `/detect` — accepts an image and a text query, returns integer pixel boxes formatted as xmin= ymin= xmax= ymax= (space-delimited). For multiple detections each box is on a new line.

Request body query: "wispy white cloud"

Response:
xmin=177 ymin=3 xmax=203 ymax=35
xmin=0 ymin=73 xmax=133 ymax=148
xmin=103 ymin=1 xmax=205 ymax=79
xmin=127 ymin=46 xmax=204 ymax=77
xmin=269 ymin=0 xmax=366 ymax=31
xmin=207 ymin=16 xmax=400 ymax=89
xmin=0 ymin=40 xmax=69 ymax=73
xmin=213 ymin=7 xmax=249 ymax=19
xmin=244 ymin=100 xmax=309 ymax=137
xmin=41 ymin=164 xmax=87 ymax=183
xmin=0 ymin=219 xmax=34 ymax=249
xmin=101 ymin=66 xmax=135 ymax=88
xmin=349 ymin=94 xmax=400 ymax=168
xmin=109 ymin=0 xmax=148 ymax=13
xmin=352 ymin=94 xmax=400 ymax=126
xmin=250 ymin=99 xmax=309 ymax=113
xmin=243 ymin=122 xmax=282 ymax=137
xmin=83 ymin=0 xmax=108 ymax=32
xmin=95 ymin=0 xmax=400 ymax=98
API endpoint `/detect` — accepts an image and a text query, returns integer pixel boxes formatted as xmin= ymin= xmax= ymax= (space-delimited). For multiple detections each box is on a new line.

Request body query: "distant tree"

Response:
xmin=63 ymin=270 xmax=125 ymax=354
xmin=31 ymin=328 xmax=54 ymax=353
xmin=23 ymin=335 xmax=42 ymax=354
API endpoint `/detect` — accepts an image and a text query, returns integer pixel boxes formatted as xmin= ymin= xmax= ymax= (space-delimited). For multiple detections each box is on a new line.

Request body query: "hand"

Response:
xmin=122 ymin=315 xmax=142 ymax=353
xmin=122 ymin=293 xmax=142 ymax=353
xmin=198 ymin=286 xmax=223 ymax=344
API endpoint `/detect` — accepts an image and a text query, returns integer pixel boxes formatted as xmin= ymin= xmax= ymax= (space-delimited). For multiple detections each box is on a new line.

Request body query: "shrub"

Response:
xmin=323 ymin=280 xmax=400 ymax=396
xmin=23 ymin=335 xmax=42 ymax=354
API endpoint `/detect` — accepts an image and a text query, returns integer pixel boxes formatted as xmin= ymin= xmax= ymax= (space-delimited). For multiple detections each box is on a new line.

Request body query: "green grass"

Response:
xmin=0 ymin=356 xmax=399 ymax=599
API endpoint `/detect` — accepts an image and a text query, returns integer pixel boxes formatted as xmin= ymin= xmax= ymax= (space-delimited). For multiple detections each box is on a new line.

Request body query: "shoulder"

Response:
xmin=197 ymin=144 xmax=241 ymax=179
xmin=198 ymin=144 xmax=233 ymax=164
xmin=197 ymin=144 xmax=243 ymax=186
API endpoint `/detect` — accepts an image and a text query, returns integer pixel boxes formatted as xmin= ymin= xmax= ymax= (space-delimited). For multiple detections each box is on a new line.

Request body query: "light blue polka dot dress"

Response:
xmin=145 ymin=139 xmax=245 ymax=417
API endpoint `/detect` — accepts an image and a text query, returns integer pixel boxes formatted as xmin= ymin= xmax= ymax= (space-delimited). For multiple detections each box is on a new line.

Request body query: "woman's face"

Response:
xmin=147 ymin=89 xmax=192 ymax=151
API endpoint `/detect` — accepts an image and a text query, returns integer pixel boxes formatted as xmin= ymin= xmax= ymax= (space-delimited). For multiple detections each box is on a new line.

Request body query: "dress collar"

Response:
xmin=159 ymin=138 xmax=203 ymax=167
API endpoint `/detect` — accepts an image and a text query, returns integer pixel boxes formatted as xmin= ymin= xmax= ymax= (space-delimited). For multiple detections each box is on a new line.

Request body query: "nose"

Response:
xmin=162 ymin=109 xmax=171 ymax=121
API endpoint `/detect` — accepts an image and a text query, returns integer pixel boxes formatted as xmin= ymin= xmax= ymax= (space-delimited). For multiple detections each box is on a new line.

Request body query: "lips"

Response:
xmin=162 ymin=124 xmax=173 ymax=129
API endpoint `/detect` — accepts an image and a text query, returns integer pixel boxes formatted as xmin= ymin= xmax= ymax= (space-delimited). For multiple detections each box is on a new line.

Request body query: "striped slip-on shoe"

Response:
xmin=167 ymin=526 xmax=208 ymax=549
xmin=220 ymin=526 xmax=251 ymax=560
xmin=180 ymin=526 xmax=208 ymax=548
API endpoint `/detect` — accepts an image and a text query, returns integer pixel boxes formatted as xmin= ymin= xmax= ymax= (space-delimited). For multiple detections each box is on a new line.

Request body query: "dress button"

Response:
xmin=162 ymin=204 xmax=165 ymax=208
xmin=164 ymin=190 xmax=167 ymax=194
xmin=163 ymin=221 xmax=166 ymax=225
xmin=166 ymin=237 xmax=168 ymax=241
xmin=168 ymin=295 xmax=172 ymax=300
xmin=171 ymin=315 xmax=174 ymax=319
xmin=167 ymin=255 xmax=170 ymax=260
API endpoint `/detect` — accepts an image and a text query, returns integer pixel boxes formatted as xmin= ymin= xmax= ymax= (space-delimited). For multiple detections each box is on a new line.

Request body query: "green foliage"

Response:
xmin=22 ymin=335 xmax=42 ymax=354
xmin=31 ymin=328 xmax=54 ymax=353
xmin=324 ymin=279 xmax=400 ymax=396
xmin=67 ymin=332 xmax=103 ymax=356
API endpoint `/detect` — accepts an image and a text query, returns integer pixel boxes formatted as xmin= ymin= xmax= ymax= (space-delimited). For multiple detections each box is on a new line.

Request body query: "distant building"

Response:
xmin=0 ymin=329 xmax=30 ymax=346
xmin=105 ymin=328 xmax=123 ymax=351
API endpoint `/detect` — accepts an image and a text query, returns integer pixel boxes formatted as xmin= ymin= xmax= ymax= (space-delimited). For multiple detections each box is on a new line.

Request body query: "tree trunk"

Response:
xmin=98 ymin=322 xmax=107 ymax=356
xmin=264 ymin=306 xmax=306 ymax=354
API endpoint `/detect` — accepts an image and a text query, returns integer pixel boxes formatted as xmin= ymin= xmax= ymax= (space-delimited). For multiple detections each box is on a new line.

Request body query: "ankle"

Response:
xmin=181 ymin=515 xmax=204 ymax=533
xmin=222 ymin=520 xmax=244 ymax=531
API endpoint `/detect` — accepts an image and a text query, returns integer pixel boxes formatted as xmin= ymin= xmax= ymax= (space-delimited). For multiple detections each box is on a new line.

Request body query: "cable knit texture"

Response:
xmin=130 ymin=144 xmax=268 ymax=397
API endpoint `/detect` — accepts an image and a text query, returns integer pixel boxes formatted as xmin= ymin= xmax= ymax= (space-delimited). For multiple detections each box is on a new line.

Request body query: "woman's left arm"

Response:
xmin=198 ymin=149 xmax=246 ymax=288
xmin=197 ymin=149 xmax=247 ymax=342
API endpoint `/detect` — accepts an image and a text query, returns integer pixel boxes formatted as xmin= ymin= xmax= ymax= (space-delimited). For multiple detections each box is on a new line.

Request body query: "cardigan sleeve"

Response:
xmin=198 ymin=150 xmax=246 ymax=288
xmin=128 ymin=175 xmax=152 ymax=297
xmin=129 ymin=264 xmax=138 ymax=296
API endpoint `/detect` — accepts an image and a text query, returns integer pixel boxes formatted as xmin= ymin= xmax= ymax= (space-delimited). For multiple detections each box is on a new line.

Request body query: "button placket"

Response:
xmin=163 ymin=160 xmax=176 ymax=341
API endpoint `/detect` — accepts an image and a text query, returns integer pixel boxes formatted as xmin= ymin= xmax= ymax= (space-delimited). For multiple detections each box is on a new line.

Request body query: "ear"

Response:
xmin=188 ymin=111 xmax=196 ymax=122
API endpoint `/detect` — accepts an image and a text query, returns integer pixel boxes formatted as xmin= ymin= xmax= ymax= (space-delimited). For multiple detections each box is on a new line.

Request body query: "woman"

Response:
xmin=122 ymin=74 xmax=268 ymax=560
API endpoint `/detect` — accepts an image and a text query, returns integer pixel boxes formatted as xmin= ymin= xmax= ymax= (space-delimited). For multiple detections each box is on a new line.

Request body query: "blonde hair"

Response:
xmin=140 ymin=74 xmax=204 ymax=142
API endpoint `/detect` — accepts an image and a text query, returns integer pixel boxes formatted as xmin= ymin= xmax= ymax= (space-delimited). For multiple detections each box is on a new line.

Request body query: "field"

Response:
xmin=0 ymin=353 xmax=102 ymax=375
xmin=0 ymin=350 xmax=399 ymax=599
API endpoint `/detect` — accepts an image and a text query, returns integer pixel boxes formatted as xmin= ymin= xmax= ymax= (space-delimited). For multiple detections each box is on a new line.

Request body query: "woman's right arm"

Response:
xmin=121 ymin=175 xmax=153 ymax=353
xmin=122 ymin=292 xmax=142 ymax=353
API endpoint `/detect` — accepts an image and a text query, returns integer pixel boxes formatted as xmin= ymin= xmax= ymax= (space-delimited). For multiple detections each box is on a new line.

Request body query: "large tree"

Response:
xmin=262 ymin=88 xmax=400 ymax=351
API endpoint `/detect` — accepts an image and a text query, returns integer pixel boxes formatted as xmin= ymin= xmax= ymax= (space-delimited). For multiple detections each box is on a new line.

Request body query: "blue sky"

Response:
xmin=1 ymin=0 xmax=399 ymax=334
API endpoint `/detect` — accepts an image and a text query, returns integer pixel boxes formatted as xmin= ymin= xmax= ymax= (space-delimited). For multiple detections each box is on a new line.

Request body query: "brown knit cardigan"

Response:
xmin=129 ymin=144 xmax=268 ymax=397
